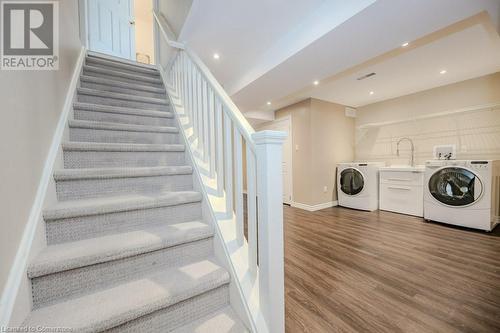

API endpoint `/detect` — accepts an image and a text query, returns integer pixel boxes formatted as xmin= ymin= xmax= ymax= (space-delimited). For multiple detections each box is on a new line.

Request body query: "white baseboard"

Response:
xmin=291 ymin=200 xmax=338 ymax=212
xmin=0 ymin=47 xmax=86 ymax=327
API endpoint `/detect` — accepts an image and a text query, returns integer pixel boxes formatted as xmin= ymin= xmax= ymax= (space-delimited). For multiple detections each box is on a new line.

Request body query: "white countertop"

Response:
xmin=379 ymin=165 xmax=425 ymax=172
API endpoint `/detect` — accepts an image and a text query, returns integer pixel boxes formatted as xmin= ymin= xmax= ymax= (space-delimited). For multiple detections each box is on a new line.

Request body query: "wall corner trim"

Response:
xmin=0 ymin=47 xmax=86 ymax=327
xmin=291 ymin=201 xmax=338 ymax=212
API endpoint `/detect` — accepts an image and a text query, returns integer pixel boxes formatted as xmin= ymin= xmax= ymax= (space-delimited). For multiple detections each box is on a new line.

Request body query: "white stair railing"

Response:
xmin=153 ymin=11 xmax=286 ymax=333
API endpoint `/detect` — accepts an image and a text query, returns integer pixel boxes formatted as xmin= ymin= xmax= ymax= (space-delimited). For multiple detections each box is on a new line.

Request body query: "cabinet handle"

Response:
xmin=388 ymin=186 xmax=411 ymax=191
xmin=387 ymin=178 xmax=412 ymax=182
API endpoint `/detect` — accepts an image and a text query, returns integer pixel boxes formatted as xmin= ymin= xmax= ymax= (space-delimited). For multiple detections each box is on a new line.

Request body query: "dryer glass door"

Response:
xmin=340 ymin=168 xmax=364 ymax=196
xmin=428 ymin=167 xmax=482 ymax=206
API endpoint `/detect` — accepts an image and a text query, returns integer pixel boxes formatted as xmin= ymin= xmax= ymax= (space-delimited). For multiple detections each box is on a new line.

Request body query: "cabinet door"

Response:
xmin=380 ymin=184 xmax=423 ymax=217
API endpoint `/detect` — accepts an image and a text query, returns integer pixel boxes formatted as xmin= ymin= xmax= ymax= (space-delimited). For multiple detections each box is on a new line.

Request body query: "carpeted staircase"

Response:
xmin=22 ymin=52 xmax=248 ymax=332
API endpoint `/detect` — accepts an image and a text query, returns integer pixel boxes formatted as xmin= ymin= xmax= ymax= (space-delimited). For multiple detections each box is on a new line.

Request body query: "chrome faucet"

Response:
xmin=396 ymin=137 xmax=415 ymax=167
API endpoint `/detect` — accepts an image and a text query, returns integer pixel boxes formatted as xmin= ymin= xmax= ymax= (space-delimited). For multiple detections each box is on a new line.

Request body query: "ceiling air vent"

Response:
xmin=356 ymin=72 xmax=376 ymax=80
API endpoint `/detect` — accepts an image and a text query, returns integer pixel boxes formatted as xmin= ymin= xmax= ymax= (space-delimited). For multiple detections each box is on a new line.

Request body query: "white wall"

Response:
xmin=0 ymin=0 xmax=82 ymax=319
xmin=355 ymin=73 xmax=500 ymax=165
xmin=158 ymin=0 xmax=193 ymax=37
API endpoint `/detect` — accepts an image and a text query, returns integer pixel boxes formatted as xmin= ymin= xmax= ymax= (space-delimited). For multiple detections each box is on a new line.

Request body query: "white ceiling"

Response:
xmin=177 ymin=0 xmax=500 ymax=114
xmin=302 ymin=23 xmax=500 ymax=107
xmin=179 ymin=0 xmax=375 ymax=92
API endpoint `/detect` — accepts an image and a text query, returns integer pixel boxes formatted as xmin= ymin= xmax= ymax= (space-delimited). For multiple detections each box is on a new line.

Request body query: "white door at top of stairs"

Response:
xmin=88 ymin=0 xmax=136 ymax=60
xmin=258 ymin=117 xmax=292 ymax=204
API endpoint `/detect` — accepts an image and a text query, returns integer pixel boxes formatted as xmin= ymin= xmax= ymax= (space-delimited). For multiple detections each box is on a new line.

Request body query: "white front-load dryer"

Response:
xmin=424 ymin=160 xmax=499 ymax=231
xmin=337 ymin=162 xmax=385 ymax=211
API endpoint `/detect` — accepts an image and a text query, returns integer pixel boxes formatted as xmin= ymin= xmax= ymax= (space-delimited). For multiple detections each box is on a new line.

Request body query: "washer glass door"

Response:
xmin=340 ymin=168 xmax=364 ymax=196
xmin=428 ymin=167 xmax=482 ymax=206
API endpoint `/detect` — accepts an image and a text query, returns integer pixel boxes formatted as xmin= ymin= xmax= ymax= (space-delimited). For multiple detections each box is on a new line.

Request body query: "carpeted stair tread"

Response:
xmin=43 ymin=190 xmax=202 ymax=221
xmin=28 ymin=221 xmax=213 ymax=278
xmin=23 ymin=53 xmax=245 ymax=330
xmin=171 ymin=306 xmax=249 ymax=333
xmin=23 ymin=259 xmax=229 ymax=332
xmin=77 ymin=87 xmax=168 ymax=105
xmin=62 ymin=141 xmax=185 ymax=152
xmin=73 ymin=102 xmax=173 ymax=118
xmin=85 ymin=56 xmax=160 ymax=76
xmin=87 ymin=51 xmax=158 ymax=71
xmin=68 ymin=119 xmax=178 ymax=133
xmin=83 ymin=64 xmax=163 ymax=85
xmin=54 ymin=166 xmax=192 ymax=181
xmin=80 ymin=75 xmax=166 ymax=93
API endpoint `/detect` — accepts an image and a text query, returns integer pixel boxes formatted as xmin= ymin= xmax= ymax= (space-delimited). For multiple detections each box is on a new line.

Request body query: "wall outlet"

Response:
xmin=295 ymin=144 xmax=299 ymax=151
xmin=323 ymin=186 xmax=328 ymax=193
xmin=433 ymin=144 xmax=456 ymax=160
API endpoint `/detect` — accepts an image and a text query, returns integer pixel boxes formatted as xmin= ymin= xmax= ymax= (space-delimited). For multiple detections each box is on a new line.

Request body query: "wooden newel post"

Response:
xmin=252 ymin=130 xmax=286 ymax=333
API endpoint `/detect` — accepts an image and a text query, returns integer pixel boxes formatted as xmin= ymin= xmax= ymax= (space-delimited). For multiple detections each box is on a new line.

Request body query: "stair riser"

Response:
xmin=105 ymin=285 xmax=230 ymax=333
xmin=81 ymin=81 xmax=166 ymax=99
xmin=85 ymin=59 xmax=160 ymax=77
xmin=69 ymin=128 xmax=179 ymax=145
xmin=83 ymin=69 xmax=163 ymax=88
xmin=74 ymin=109 xmax=175 ymax=127
xmin=56 ymin=174 xmax=193 ymax=201
xmin=78 ymin=94 xmax=168 ymax=111
xmin=63 ymin=150 xmax=185 ymax=168
xmin=31 ymin=238 xmax=214 ymax=308
xmin=46 ymin=201 xmax=202 ymax=244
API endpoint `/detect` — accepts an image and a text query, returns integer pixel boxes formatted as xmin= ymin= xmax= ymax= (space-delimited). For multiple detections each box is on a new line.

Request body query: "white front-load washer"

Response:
xmin=424 ymin=160 xmax=500 ymax=231
xmin=337 ymin=162 xmax=385 ymax=211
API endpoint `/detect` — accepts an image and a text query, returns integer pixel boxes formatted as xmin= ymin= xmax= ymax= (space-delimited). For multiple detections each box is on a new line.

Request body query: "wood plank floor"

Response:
xmin=283 ymin=205 xmax=500 ymax=333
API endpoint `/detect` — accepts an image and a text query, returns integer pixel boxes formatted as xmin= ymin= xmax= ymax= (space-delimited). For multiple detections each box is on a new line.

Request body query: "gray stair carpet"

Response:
xmin=22 ymin=52 xmax=248 ymax=332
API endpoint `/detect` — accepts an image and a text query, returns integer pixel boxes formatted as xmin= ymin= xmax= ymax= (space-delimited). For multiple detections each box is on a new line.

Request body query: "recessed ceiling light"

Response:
xmin=313 ymin=80 xmax=319 ymax=86
xmin=401 ymin=42 xmax=409 ymax=47
xmin=213 ymin=53 xmax=220 ymax=60
xmin=369 ymin=91 xmax=374 ymax=95
xmin=267 ymin=101 xmax=272 ymax=105
xmin=440 ymin=69 xmax=447 ymax=74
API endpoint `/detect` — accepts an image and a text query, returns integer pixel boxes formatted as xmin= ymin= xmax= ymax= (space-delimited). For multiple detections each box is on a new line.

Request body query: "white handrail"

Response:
xmin=184 ymin=48 xmax=256 ymax=151
xmin=153 ymin=10 xmax=256 ymax=151
xmin=154 ymin=10 xmax=286 ymax=333
xmin=152 ymin=11 xmax=185 ymax=50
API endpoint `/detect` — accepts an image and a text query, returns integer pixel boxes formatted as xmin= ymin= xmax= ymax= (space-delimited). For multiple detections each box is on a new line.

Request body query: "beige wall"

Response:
xmin=273 ymin=98 xmax=354 ymax=206
xmin=275 ymin=99 xmax=312 ymax=205
xmin=0 ymin=0 xmax=82 ymax=295
xmin=134 ymin=0 xmax=155 ymax=64
xmin=356 ymin=73 xmax=500 ymax=165
xmin=310 ymin=99 xmax=355 ymax=204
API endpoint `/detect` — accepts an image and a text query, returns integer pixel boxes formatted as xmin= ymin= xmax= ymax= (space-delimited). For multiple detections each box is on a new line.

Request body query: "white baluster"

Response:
xmin=197 ymin=71 xmax=203 ymax=150
xmin=215 ymin=99 xmax=224 ymax=195
xmin=202 ymin=80 xmax=209 ymax=162
xmin=181 ymin=53 xmax=186 ymax=108
xmin=223 ymin=112 xmax=233 ymax=214
xmin=208 ymin=88 xmax=216 ymax=178
xmin=177 ymin=56 xmax=181 ymax=94
xmin=192 ymin=68 xmax=198 ymax=141
xmin=187 ymin=59 xmax=193 ymax=124
xmin=233 ymin=129 xmax=244 ymax=245
xmin=252 ymin=130 xmax=286 ymax=333
xmin=246 ymin=148 xmax=257 ymax=275
xmin=174 ymin=58 xmax=178 ymax=89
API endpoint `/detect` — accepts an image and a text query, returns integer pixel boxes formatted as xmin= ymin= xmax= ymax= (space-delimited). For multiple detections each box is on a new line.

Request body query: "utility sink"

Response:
xmin=379 ymin=165 xmax=425 ymax=217
xmin=379 ymin=165 xmax=425 ymax=172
